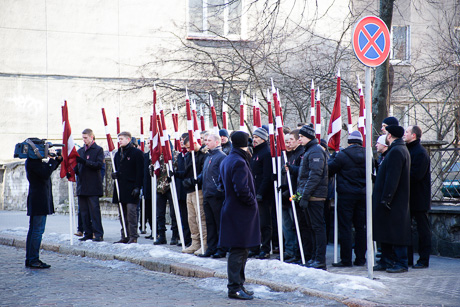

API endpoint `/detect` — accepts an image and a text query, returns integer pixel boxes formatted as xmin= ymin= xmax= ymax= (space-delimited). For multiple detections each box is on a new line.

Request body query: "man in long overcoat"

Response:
xmin=373 ymin=125 xmax=411 ymax=273
xmin=219 ymin=131 xmax=260 ymax=300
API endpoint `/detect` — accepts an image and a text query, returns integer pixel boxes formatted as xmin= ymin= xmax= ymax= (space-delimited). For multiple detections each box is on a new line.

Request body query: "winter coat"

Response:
xmin=285 ymin=145 xmax=304 ymax=192
xmin=219 ymin=148 xmax=260 ymax=248
xmin=372 ymin=138 xmax=411 ymax=245
xmin=221 ymin=141 xmax=232 ymax=156
xmin=143 ymin=152 xmax=152 ymax=200
xmin=406 ymin=139 xmax=431 ymax=212
xmin=250 ymin=141 xmax=273 ymax=200
xmin=175 ymin=151 xmax=188 ymax=201
xmin=328 ymin=144 xmax=366 ymax=197
xmin=112 ymin=144 xmax=144 ymax=204
xmin=75 ymin=142 xmax=104 ymax=197
xmin=200 ymin=146 xmax=226 ymax=198
xmin=25 ymin=157 xmax=61 ymax=216
xmin=175 ymin=147 xmax=208 ymax=193
xmin=297 ymin=139 xmax=328 ymax=200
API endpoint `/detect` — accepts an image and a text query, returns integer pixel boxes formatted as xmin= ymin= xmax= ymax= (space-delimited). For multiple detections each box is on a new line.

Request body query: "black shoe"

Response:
xmin=332 ymin=261 xmax=352 ymax=267
xmin=145 ymin=234 xmax=153 ymax=239
xmin=127 ymin=238 xmax=138 ymax=244
xmin=140 ymin=230 xmax=147 ymax=234
xmin=198 ymin=251 xmax=214 ymax=258
xmin=247 ymin=250 xmax=259 ymax=258
xmin=79 ymin=236 xmax=93 ymax=241
xmin=373 ymin=263 xmax=387 ymax=271
xmin=153 ymin=237 xmax=167 ymax=245
xmin=28 ymin=260 xmax=51 ymax=269
xmin=308 ymin=261 xmax=327 ymax=270
xmin=211 ymin=252 xmax=226 ymax=259
xmin=92 ymin=237 xmax=104 ymax=242
xmin=228 ymin=290 xmax=254 ymax=300
xmin=170 ymin=237 xmax=179 ymax=246
xmin=241 ymin=286 xmax=254 ymax=296
xmin=272 ymin=247 xmax=280 ymax=254
xmin=114 ymin=238 xmax=129 ymax=244
xmin=256 ymin=251 xmax=270 ymax=259
xmin=353 ymin=260 xmax=366 ymax=266
xmin=386 ymin=266 xmax=408 ymax=273
xmin=284 ymin=257 xmax=300 ymax=264
xmin=412 ymin=263 xmax=429 ymax=269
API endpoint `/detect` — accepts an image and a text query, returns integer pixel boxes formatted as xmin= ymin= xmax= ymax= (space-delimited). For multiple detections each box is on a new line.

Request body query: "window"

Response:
xmin=390 ymin=26 xmax=410 ymax=63
xmin=188 ymin=0 xmax=245 ymax=40
xmin=391 ymin=105 xmax=409 ymax=128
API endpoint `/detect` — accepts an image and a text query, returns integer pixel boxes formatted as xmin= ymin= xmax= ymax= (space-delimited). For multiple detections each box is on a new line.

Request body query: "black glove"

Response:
xmin=166 ymin=176 xmax=172 ymax=183
xmin=271 ymin=173 xmax=278 ymax=181
xmin=182 ymin=178 xmax=193 ymax=189
xmin=381 ymin=201 xmax=391 ymax=211
xmin=282 ymin=190 xmax=291 ymax=201
xmin=168 ymin=170 xmax=175 ymax=177
xmin=299 ymin=198 xmax=309 ymax=209
xmin=256 ymin=194 xmax=263 ymax=202
xmin=111 ymin=171 xmax=119 ymax=180
xmin=66 ymin=172 xmax=72 ymax=179
xmin=131 ymin=188 xmax=140 ymax=198
xmin=76 ymin=156 xmax=86 ymax=165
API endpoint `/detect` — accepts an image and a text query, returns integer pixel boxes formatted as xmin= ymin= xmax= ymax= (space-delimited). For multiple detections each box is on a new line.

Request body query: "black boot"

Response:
xmin=153 ymin=233 xmax=167 ymax=245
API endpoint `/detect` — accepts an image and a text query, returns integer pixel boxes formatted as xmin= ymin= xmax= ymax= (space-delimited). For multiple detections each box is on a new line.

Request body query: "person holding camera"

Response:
xmin=112 ymin=131 xmax=144 ymax=244
xmin=25 ymin=147 xmax=62 ymax=268
xmin=75 ymin=128 xmax=105 ymax=242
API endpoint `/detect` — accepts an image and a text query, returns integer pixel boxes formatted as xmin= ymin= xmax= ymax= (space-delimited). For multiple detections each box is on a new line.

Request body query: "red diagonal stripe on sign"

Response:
xmin=361 ymin=27 xmax=384 ymax=57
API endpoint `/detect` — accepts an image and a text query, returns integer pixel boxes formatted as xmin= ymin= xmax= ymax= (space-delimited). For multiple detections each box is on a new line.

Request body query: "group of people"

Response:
xmin=24 ymin=117 xmax=432 ymax=300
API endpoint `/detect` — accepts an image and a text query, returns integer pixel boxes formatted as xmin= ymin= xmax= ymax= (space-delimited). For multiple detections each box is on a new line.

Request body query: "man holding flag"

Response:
xmin=74 ymin=128 xmax=105 ymax=242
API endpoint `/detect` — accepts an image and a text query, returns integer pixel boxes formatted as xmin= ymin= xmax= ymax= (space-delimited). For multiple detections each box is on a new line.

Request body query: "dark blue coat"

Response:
xmin=25 ymin=158 xmax=61 ymax=216
xmin=297 ymin=139 xmax=328 ymax=200
xmin=250 ymin=141 xmax=273 ymax=200
xmin=175 ymin=151 xmax=188 ymax=201
xmin=219 ymin=148 xmax=260 ymax=248
xmin=112 ymin=144 xmax=144 ymax=204
xmin=406 ymin=140 xmax=431 ymax=212
xmin=75 ymin=142 xmax=104 ymax=196
xmin=199 ymin=146 xmax=226 ymax=198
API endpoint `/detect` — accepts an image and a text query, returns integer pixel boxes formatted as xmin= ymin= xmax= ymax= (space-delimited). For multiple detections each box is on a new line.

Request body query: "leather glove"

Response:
xmin=168 ymin=170 xmax=175 ymax=177
xmin=299 ymin=198 xmax=309 ymax=209
xmin=271 ymin=173 xmax=278 ymax=181
xmin=111 ymin=171 xmax=119 ymax=180
xmin=76 ymin=156 xmax=86 ymax=165
xmin=66 ymin=172 xmax=72 ymax=179
xmin=182 ymin=178 xmax=193 ymax=189
xmin=166 ymin=176 xmax=172 ymax=183
xmin=256 ymin=194 xmax=263 ymax=202
xmin=131 ymin=188 xmax=140 ymax=198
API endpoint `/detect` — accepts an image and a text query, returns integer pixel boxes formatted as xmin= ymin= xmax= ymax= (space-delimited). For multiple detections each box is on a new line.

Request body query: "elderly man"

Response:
xmin=112 ymin=131 xmax=144 ymax=244
xmin=219 ymin=131 xmax=260 ymax=300
xmin=403 ymin=125 xmax=431 ymax=269
xmin=373 ymin=125 xmax=411 ymax=273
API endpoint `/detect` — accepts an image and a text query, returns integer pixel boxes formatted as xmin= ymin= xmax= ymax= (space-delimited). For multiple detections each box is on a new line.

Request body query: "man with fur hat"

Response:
xmin=296 ymin=124 xmax=328 ymax=270
xmin=373 ymin=125 xmax=411 ymax=273
xmin=328 ymin=131 xmax=367 ymax=267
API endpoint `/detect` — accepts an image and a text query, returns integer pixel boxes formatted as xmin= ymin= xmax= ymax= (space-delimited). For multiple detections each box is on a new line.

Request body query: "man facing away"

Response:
xmin=403 ymin=125 xmax=431 ymax=269
xmin=75 ymin=128 xmax=105 ymax=242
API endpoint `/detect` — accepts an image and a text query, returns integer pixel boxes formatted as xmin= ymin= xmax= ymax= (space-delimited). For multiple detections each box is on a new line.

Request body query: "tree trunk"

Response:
xmin=372 ymin=0 xmax=395 ymax=140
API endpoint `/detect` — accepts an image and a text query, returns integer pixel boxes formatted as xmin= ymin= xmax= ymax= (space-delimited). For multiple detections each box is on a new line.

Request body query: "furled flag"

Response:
xmin=316 ymin=88 xmax=322 ymax=142
xmin=60 ymin=100 xmax=80 ymax=182
xmin=327 ymin=69 xmax=342 ymax=151
xmin=358 ymin=78 xmax=366 ymax=147
xmin=150 ymin=86 xmax=161 ymax=176
xmin=310 ymin=80 xmax=315 ymax=125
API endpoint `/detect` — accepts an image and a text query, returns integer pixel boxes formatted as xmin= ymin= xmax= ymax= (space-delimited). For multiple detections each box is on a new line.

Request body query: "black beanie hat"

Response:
xmin=385 ymin=125 xmax=404 ymax=138
xmin=383 ymin=117 xmax=399 ymax=126
xmin=299 ymin=124 xmax=316 ymax=140
xmin=231 ymin=131 xmax=249 ymax=148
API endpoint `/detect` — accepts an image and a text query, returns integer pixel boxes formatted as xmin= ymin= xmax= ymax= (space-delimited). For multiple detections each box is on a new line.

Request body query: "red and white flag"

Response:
xmin=358 ymin=79 xmax=366 ymax=147
xmin=310 ymin=80 xmax=315 ymax=125
xmin=150 ymin=86 xmax=161 ymax=176
xmin=209 ymin=95 xmax=219 ymax=135
xmin=60 ymin=100 xmax=79 ymax=182
xmin=316 ymin=88 xmax=322 ymax=142
xmin=327 ymin=69 xmax=342 ymax=151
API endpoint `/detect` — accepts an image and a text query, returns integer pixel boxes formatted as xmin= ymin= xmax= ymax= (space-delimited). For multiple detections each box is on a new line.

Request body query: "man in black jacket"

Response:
xmin=75 ymin=129 xmax=105 ymax=242
xmin=220 ymin=129 xmax=232 ymax=155
xmin=403 ymin=125 xmax=431 ymax=269
xmin=25 ymin=149 xmax=62 ymax=268
xmin=296 ymin=124 xmax=328 ymax=270
xmin=250 ymin=127 xmax=275 ymax=259
xmin=112 ymin=131 xmax=144 ymax=244
xmin=328 ymin=131 xmax=367 ymax=267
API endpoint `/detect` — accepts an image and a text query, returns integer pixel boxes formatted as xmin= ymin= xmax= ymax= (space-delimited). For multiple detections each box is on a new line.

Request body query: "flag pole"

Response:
xmin=365 ymin=67 xmax=374 ymax=279
xmin=68 ymin=182 xmax=74 ymax=245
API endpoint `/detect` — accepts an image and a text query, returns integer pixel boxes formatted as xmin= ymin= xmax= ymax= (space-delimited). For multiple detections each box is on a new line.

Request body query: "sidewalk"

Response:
xmin=1 ymin=211 xmax=459 ymax=306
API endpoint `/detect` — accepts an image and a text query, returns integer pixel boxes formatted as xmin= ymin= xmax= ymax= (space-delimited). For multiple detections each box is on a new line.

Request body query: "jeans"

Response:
xmin=282 ymin=207 xmax=298 ymax=257
xmin=381 ymin=243 xmax=408 ymax=269
xmin=26 ymin=215 xmax=47 ymax=264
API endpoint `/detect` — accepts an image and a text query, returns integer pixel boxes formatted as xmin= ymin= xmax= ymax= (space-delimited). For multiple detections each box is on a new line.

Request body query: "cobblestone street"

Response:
xmin=1 ymin=245 xmax=341 ymax=306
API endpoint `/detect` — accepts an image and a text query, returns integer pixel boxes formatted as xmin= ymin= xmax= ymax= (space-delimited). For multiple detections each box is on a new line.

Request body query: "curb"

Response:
xmin=1 ymin=234 xmax=377 ymax=306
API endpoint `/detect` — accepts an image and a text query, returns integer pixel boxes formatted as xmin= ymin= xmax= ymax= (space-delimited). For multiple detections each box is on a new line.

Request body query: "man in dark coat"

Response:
xmin=112 ymin=131 xmax=144 ymax=244
xmin=373 ymin=125 xmax=411 ymax=273
xmin=219 ymin=129 xmax=232 ymax=155
xmin=25 ymin=150 xmax=62 ymax=268
xmin=403 ymin=125 xmax=431 ymax=269
xmin=197 ymin=134 xmax=227 ymax=258
xmin=75 ymin=129 xmax=105 ymax=242
xmin=329 ymin=131 xmax=367 ymax=267
xmin=250 ymin=127 xmax=275 ymax=259
xmin=296 ymin=124 xmax=328 ymax=270
xmin=219 ymin=131 xmax=260 ymax=300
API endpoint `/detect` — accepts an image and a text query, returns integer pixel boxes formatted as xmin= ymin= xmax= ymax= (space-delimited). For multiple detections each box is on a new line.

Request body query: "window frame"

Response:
xmin=390 ymin=25 xmax=411 ymax=65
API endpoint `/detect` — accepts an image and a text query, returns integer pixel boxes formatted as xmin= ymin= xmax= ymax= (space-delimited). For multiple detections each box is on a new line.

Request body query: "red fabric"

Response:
xmin=150 ymin=91 xmax=161 ymax=176
xmin=327 ymin=75 xmax=342 ymax=151
xmin=60 ymin=101 xmax=79 ymax=182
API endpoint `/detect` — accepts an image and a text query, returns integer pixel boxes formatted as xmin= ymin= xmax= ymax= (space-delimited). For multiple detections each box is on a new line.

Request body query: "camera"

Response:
xmin=14 ymin=138 xmax=64 ymax=159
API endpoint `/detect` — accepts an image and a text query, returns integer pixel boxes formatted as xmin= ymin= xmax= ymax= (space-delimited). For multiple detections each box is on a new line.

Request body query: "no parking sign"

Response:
xmin=352 ymin=16 xmax=391 ymax=67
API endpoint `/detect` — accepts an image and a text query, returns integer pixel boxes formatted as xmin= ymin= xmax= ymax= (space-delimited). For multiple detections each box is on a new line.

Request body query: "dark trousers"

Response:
xmin=227 ymin=247 xmax=249 ymax=292
xmin=142 ymin=198 xmax=153 ymax=232
xmin=256 ymin=198 xmax=274 ymax=253
xmin=77 ymin=209 xmax=83 ymax=233
xmin=119 ymin=203 xmax=138 ymax=239
xmin=203 ymin=196 xmax=225 ymax=254
xmin=303 ymin=200 xmax=327 ymax=263
xmin=297 ymin=203 xmax=313 ymax=261
xmin=157 ymin=190 xmax=178 ymax=237
xmin=409 ymin=211 xmax=431 ymax=266
xmin=26 ymin=215 xmax=47 ymax=264
xmin=79 ymin=195 xmax=104 ymax=239
xmin=337 ymin=196 xmax=366 ymax=265
xmin=178 ymin=199 xmax=191 ymax=245
xmin=381 ymin=243 xmax=408 ymax=269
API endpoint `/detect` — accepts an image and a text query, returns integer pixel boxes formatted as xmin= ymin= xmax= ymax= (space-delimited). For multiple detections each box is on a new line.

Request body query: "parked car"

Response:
xmin=442 ymin=162 xmax=460 ymax=198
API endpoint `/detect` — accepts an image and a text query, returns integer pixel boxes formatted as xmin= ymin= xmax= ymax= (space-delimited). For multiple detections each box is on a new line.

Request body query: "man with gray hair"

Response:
xmin=197 ymin=134 xmax=228 ymax=258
